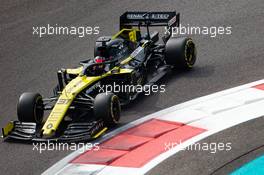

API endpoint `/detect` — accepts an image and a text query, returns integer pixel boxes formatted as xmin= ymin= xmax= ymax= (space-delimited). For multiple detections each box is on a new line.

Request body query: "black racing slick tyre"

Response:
xmin=94 ymin=93 xmax=121 ymax=127
xmin=17 ymin=92 xmax=44 ymax=124
xmin=165 ymin=37 xmax=196 ymax=70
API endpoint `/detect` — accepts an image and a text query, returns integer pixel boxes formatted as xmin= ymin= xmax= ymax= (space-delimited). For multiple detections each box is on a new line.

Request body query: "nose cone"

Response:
xmin=42 ymin=123 xmax=56 ymax=137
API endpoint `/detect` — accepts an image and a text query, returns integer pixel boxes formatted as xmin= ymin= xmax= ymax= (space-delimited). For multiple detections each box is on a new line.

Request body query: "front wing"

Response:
xmin=2 ymin=120 xmax=106 ymax=142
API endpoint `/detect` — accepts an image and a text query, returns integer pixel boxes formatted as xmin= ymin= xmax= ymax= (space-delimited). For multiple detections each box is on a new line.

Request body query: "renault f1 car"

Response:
xmin=2 ymin=11 xmax=196 ymax=142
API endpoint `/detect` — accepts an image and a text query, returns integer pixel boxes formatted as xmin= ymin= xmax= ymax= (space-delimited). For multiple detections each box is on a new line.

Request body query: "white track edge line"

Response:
xmin=42 ymin=79 xmax=264 ymax=175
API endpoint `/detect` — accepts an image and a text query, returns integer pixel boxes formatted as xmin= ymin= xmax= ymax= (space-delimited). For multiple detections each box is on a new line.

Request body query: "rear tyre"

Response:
xmin=94 ymin=93 xmax=121 ymax=127
xmin=17 ymin=92 xmax=44 ymax=124
xmin=165 ymin=37 xmax=196 ymax=70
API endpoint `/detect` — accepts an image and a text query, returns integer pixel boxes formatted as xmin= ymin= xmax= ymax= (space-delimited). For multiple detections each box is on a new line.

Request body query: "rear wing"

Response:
xmin=120 ymin=11 xmax=180 ymax=30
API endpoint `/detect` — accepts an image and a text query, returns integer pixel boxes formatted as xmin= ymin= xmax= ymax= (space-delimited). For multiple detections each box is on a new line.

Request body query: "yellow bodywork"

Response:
xmin=112 ymin=28 xmax=139 ymax=42
xmin=42 ymin=67 xmax=133 ymax=136
xmin=92 ymin=127 xmax=108 ymax=139
xmin=2 ymin=122 xmax=14 ymax=137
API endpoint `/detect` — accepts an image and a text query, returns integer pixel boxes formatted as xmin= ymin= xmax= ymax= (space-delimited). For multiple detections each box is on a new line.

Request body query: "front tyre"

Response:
xmin=94 ymin=93 xmax=121 ymax=127
xmin=17 ymin=92 xmax=44 ymax=124
xmin=165 ymin=37 xmax=196 ymax=70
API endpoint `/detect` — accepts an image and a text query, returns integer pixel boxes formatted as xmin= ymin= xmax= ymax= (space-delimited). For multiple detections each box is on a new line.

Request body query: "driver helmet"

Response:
xmin=94 ymin=45 xmax=108 ymax=63
xmin=94 ymin=37 xmax=124 ymax=63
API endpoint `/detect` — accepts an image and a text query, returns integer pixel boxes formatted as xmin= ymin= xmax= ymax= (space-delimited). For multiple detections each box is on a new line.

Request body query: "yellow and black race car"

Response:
xmin=2 ymin=11 xmax=196 ymax=142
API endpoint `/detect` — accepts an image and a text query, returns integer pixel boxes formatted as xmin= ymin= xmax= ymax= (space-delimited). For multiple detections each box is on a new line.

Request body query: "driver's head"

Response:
xmin=94 ymin=45 xmax=107 ymax=63
xmin=94 ymin=46 xmax=115 ymax=63
xmin=94 ymin=56 xmax=105 ymax=63
xmin=94 ymin=45 xmax=110 ymax=62
xmin=95 ymin=37 xmax=123 ymax=62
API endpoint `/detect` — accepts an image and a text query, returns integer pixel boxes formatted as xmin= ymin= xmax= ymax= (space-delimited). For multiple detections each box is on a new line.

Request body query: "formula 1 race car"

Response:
xmin=2 ymin=11 xmax=196 ymax=142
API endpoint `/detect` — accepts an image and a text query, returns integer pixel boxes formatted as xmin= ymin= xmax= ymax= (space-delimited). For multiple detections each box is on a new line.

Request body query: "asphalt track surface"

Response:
xmin=0 ymin=0 xmax=263 ymax=174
